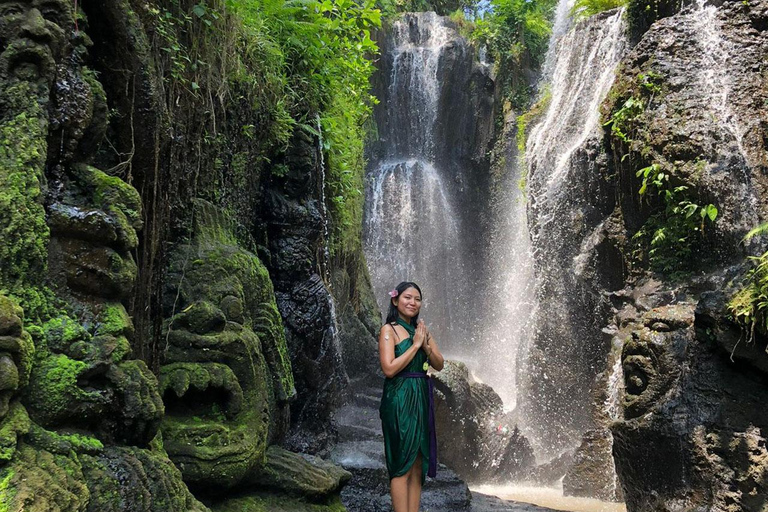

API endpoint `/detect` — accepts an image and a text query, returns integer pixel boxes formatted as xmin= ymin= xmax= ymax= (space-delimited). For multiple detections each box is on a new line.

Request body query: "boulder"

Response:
xmin=432 ymin=361 xmax=535 ymax=483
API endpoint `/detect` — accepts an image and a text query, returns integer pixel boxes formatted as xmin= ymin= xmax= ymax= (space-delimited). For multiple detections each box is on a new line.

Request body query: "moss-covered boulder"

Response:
xmin=250 ymin=446 xmax=352 ymax=499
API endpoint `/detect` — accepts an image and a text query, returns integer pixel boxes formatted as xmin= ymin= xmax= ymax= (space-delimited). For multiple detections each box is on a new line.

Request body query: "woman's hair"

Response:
xmin=385 ymin=281 xmax=423 ymax=326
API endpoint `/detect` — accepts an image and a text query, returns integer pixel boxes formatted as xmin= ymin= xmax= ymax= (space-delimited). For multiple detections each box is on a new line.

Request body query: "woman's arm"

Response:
xmin=423 ymin=330 xmax=444 ymax=371
xmin=378 ymin=323 xmax=425 ymax=378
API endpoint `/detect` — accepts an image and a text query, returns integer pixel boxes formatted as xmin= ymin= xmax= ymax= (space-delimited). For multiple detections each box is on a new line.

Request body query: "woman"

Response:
xmin=378 ymin=281 xmax=445 ymax=512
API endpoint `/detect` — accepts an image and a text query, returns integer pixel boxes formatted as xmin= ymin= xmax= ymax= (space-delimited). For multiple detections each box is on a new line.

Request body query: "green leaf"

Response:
xmin=192 ymin=4 xmax=206 ymax=17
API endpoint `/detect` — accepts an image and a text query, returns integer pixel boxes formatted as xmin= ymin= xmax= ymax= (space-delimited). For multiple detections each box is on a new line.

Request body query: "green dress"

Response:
xmin=379 ymin=318 xmax=431 ymax=482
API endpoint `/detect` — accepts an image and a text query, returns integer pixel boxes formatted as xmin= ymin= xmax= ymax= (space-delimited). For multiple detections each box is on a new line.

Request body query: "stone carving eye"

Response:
xmin=0 ymin=4 xmax=24 ymax=17
xmin=40 ymin=6 xmax=64 ymax=25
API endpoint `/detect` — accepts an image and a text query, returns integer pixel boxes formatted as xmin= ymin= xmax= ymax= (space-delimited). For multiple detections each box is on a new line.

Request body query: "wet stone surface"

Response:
xmin=331 ymin=377 xmax=559 ymax=512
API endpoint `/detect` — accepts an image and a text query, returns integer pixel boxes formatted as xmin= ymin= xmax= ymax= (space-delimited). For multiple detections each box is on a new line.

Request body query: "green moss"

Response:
xmin=0 ymin=296 xmax=34 ymax=386
xmin=27 ymin=423 xmax=103 ymax=455
xmin=25 ymin=353 xmax=91 ymax=424
xmin=42 ymin=315 xmax=90 ymax=354
xmin=3 ymin=444 xmax=89 ymax=512
xmin=0 ymin=466 xmax=17 ymax=512
xmin=71 ymin=163 xmax=142 ymax=249
xmin=0 ymin=82 xmax=52 ymax=320
xmin=0 ymin=403 xmax=31 ymax=463
xmin=210 ymin=493 xmax=346 ymax=512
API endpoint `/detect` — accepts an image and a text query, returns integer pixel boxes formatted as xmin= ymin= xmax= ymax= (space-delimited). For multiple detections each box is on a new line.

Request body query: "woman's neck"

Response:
xmin=397 ymin=313 xmax=413 ymax=323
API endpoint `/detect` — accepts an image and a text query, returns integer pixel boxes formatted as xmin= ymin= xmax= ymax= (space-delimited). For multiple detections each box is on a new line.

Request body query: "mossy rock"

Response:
xmin=0 ymin=443 xmax=90 ymax=512
xmin=244 ymin=446 xmax=351 ymax=500
xmin=209 ymin=493 xmax=346 ymax=512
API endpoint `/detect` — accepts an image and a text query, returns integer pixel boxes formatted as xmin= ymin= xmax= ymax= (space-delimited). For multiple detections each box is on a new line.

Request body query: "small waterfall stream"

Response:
xmin=521 ymin=5 xmax=627 ymax=457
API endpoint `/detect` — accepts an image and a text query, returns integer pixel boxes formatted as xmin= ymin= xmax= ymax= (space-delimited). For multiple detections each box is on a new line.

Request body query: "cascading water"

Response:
xmin=365 ymin=159 xmax=463 ymax=338
xmin=520 ymin=5 xmax=627 ymax=457
xmin=364 ymin=12 xmax=489 ymax=351
xmin=693 ymin=0 xmax=747 ymax=156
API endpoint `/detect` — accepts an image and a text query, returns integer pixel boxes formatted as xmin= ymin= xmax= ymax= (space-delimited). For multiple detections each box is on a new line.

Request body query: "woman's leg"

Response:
xmin=407 ymin=453 xmax=423 ymax=512
xmin=391 ymin=473 xmax=409 ymax=512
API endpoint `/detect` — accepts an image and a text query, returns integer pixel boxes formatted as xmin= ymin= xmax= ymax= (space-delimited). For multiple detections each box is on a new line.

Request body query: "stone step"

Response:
xmin=330 ymin=439 xmax=386 ymax=472
xmin=337 ymin=422 xmax=383 ymax=442
xmin=353 ymin=390 xmax=381 ymax=409
xmin=333 ymin=402 xmax=383 ymax=443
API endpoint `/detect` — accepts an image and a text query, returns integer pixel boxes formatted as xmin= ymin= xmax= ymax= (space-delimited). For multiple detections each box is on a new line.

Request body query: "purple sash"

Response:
xmin=398 ymin=371 xmax=437 ymax=478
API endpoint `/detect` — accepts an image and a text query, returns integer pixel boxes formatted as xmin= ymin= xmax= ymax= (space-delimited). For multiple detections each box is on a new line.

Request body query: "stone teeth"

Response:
xmin=160 ymin=363 xmax=243 ymax=416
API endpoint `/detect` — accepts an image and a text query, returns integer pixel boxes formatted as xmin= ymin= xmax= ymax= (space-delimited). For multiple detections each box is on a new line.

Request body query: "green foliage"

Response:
xmin=603 ymin=69 xmax=662 ymax=148
xmin=745 ymin=222 xmax=768 ymax=241
xmin=377 ymin=0 xmax=471 ymax=17
xmin=228 ymin=0 xmax=380 ymax=118
xmin=728 ymin=223 xmax=768 ymax=338
xmin=226 ymin=0 xmax=380 ymax=255
xmin=632 ymin=162 xmax=718 ymax=274
xmin=471 ymin=0 xmax=557 ymax=109
xmin=145 ymin=0 xmax=380 ymax=271
xmin=605 ymin=96 xmax=643 ymax=144
xmin=570 ymin=0 xmax=627 ymax=20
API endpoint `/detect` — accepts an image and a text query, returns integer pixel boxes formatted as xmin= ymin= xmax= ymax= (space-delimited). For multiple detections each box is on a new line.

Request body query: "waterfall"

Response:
xmin=365 ymin=159 xmax=463 ymax=337
xmin=520 ymin=6 xmax=628 ymax=457
xmin=364 ymin=12 xmax=484 ymax=350
xmin=316 ymin=115 xmax=340 ymax=337
xmin=692 ymin=0 xmax=747 ymax=157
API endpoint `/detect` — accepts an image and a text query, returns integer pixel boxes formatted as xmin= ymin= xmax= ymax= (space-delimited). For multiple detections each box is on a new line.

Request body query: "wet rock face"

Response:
xmin=605 ymin=0 xmax=768 ymax=259
xmin=432 ymin=361 xmax=535 ymax=483
xmin=611 ymin=303 xmax=768 ymax=511
xmin=160 ymin=200 xmax=295 ymax=491
xmin=264 ymin=129 xmax=348 ymax=452
xmin=599 ymin=3 xmax=768 ymax=506
xmin=563 ymin=429 xmax=621 ymax=502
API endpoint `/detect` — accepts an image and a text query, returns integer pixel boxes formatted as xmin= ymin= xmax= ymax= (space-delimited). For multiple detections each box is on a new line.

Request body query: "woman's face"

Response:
xmin=394 ymin=287 xmax=422 ymax=319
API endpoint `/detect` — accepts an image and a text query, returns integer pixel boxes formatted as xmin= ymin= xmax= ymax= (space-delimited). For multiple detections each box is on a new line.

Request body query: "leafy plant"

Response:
xmin=604 ymin=96 xmax=643 ymax=144
xmin=729 ymin=223 xmax=768 ymax=340
xmin=570 ymin=0 xmax=627 ymax=19
xmin=471 ymin=0 xmax=557 ymax=109
xmin=633 ymin=162 xmax=718 ymax=273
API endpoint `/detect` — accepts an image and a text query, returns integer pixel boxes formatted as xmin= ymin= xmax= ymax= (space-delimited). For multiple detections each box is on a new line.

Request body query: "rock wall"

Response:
xmin=520 ymin=0 xmax=768 ymax=507
xmin=602 ymin=0 xmax=768 ymax=509
xmin=0 ymin=0 xmax=368 ymax=509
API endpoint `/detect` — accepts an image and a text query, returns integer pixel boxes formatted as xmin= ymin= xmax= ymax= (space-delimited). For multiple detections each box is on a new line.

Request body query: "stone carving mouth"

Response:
xmin=4 ymin=39 xmax=54 ymax=80
xmin=160 ymin=362 xmax=244 ymax=421
xmin=76 ymin=362 xmax=113 ymax=397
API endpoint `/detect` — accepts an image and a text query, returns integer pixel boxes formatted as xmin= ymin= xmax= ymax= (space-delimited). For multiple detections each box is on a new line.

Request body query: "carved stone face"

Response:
xmin=0 ymin=0 xmax=72 ymax=83
xmin=160 ymin=203 xmax=293 ymax=490
xmin=620 ymin=306 xmax=689 ymax=419
xmin=612 ymin=302 xmax=768 ymax=509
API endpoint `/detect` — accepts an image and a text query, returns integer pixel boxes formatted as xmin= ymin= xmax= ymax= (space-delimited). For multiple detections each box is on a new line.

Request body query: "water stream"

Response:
xmin=364 ymin=12 xmax=473 ymax=352
xmin=521 ymin=5 xmax=627 ymax=457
